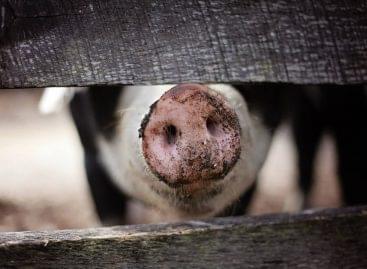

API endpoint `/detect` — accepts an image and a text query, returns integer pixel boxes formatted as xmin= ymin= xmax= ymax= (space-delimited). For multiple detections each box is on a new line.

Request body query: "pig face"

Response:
xmin=96 ymin=84 xmax=273 ymax=219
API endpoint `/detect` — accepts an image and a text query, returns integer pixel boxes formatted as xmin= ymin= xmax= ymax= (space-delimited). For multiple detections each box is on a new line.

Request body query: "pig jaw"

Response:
xmin=100 ymin=84 xmax=271 ymax=219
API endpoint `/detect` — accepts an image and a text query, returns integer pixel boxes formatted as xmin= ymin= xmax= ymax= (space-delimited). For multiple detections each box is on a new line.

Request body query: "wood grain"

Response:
xmin=0 ymin=206 xmax=366 ymax=268
xmin=0 ymin=0 xmax=366 ymax=88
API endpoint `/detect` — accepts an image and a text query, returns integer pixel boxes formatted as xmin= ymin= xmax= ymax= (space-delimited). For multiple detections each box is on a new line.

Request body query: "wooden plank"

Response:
xmin=0 ymin=206 xmax=366 ymax=268
xmin=0 ymin=0 xmax=366 ymax=88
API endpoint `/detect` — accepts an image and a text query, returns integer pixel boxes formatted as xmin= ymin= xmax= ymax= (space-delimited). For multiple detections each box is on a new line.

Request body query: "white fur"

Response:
xmin=97 ymin=84 xmax=272 ymax=220
xmin=38 ymin=87 xmax=87 ymax=114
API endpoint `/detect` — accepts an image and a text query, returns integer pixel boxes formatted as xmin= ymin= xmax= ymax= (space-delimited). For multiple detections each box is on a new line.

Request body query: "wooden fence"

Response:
xmin=0 ymin=207 xmax=366 ymax=268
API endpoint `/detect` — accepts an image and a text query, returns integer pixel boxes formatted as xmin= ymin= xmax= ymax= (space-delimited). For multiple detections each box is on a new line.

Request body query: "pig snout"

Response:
xmin=140 ymin=84 xmax=241 ymax=187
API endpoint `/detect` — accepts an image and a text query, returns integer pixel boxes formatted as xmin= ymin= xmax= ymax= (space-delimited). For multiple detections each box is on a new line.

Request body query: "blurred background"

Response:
xmin=0 ymin=89 xmax=341 ymax=232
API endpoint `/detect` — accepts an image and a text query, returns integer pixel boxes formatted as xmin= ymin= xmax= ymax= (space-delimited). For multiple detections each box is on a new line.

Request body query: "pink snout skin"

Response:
xmin=140 ymin=84 xmax=241 ymax=188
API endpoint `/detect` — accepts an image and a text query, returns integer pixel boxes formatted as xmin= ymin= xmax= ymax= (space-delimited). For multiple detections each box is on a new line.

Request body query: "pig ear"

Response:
xmin=38 ymin=87 xmax=87 ymax=114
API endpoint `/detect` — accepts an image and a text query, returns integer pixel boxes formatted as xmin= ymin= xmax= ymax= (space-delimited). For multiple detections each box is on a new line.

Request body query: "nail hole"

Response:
xmin=165 ymin=125 xmax=177 ymax=145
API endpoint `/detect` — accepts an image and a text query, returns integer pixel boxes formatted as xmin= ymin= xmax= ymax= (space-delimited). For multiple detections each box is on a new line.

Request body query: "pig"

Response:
xmin=64 ymin=83 xmax=366 ymax=225
xmin=68 ymin=83 xmax=285 ymax=225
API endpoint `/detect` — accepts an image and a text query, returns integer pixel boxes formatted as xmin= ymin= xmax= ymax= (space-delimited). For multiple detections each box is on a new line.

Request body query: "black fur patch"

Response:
xmin=69 ymin=88 xmax=128 ymax=225
xmin=234 ymin=83 xmax=291 ymax=132
xmin=88 ymin=86 xmax=123 ymax=139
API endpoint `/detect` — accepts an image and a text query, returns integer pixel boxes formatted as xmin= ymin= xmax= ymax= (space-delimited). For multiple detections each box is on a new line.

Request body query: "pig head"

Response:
xmin=70 ymin=83 xmax=279 ymax=224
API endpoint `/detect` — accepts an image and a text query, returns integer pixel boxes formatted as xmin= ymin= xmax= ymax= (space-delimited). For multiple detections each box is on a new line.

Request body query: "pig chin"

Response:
xmin=150 ymin=172 xmax=234 ymax=213
xmin=145 ymin=163 xmax=250 ymax=216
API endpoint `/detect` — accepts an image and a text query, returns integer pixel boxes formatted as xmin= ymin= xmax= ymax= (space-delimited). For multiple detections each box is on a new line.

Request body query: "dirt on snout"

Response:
xmin=141 ymin=85 xmax=241 ymax=186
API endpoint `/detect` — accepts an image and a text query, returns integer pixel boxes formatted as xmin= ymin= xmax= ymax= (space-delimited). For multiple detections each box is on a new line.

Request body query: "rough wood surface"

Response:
xmin=0 ymin=206 xmax=366 ymax=268
xmin=0 ymin=0 xmax=366 ymax=88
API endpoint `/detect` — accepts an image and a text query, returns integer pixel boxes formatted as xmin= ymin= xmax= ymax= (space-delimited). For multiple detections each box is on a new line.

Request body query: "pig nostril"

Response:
xmin=164 ymin=124 xmax=177 ymax=145
xmin=206 ymin=117 xmax=219 ymax=136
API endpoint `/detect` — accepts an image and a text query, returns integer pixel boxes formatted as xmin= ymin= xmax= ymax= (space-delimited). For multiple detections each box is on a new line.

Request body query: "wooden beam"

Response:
xmin=0 ymin=0 xmax=366 ymax=88
xmin=0 ymin=206 xmax=366 ymax=268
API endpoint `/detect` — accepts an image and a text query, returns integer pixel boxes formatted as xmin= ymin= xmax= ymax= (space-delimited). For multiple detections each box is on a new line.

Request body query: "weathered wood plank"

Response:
xmin=0 ymin=0 xmax=366 ymax=88
xmin=0 ymin=206 xmax=366 ymax=268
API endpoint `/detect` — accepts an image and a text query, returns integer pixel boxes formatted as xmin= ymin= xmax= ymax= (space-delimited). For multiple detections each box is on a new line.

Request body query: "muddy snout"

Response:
xmin=140 ymin=84 xmax=241 ymax=187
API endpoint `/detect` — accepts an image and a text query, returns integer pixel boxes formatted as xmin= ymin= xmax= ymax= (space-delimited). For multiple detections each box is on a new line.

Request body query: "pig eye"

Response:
xmin=165 ymin=124 xmax=177 ymax=145
xmin=206 ymin=117 xmax=219 ymax=136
